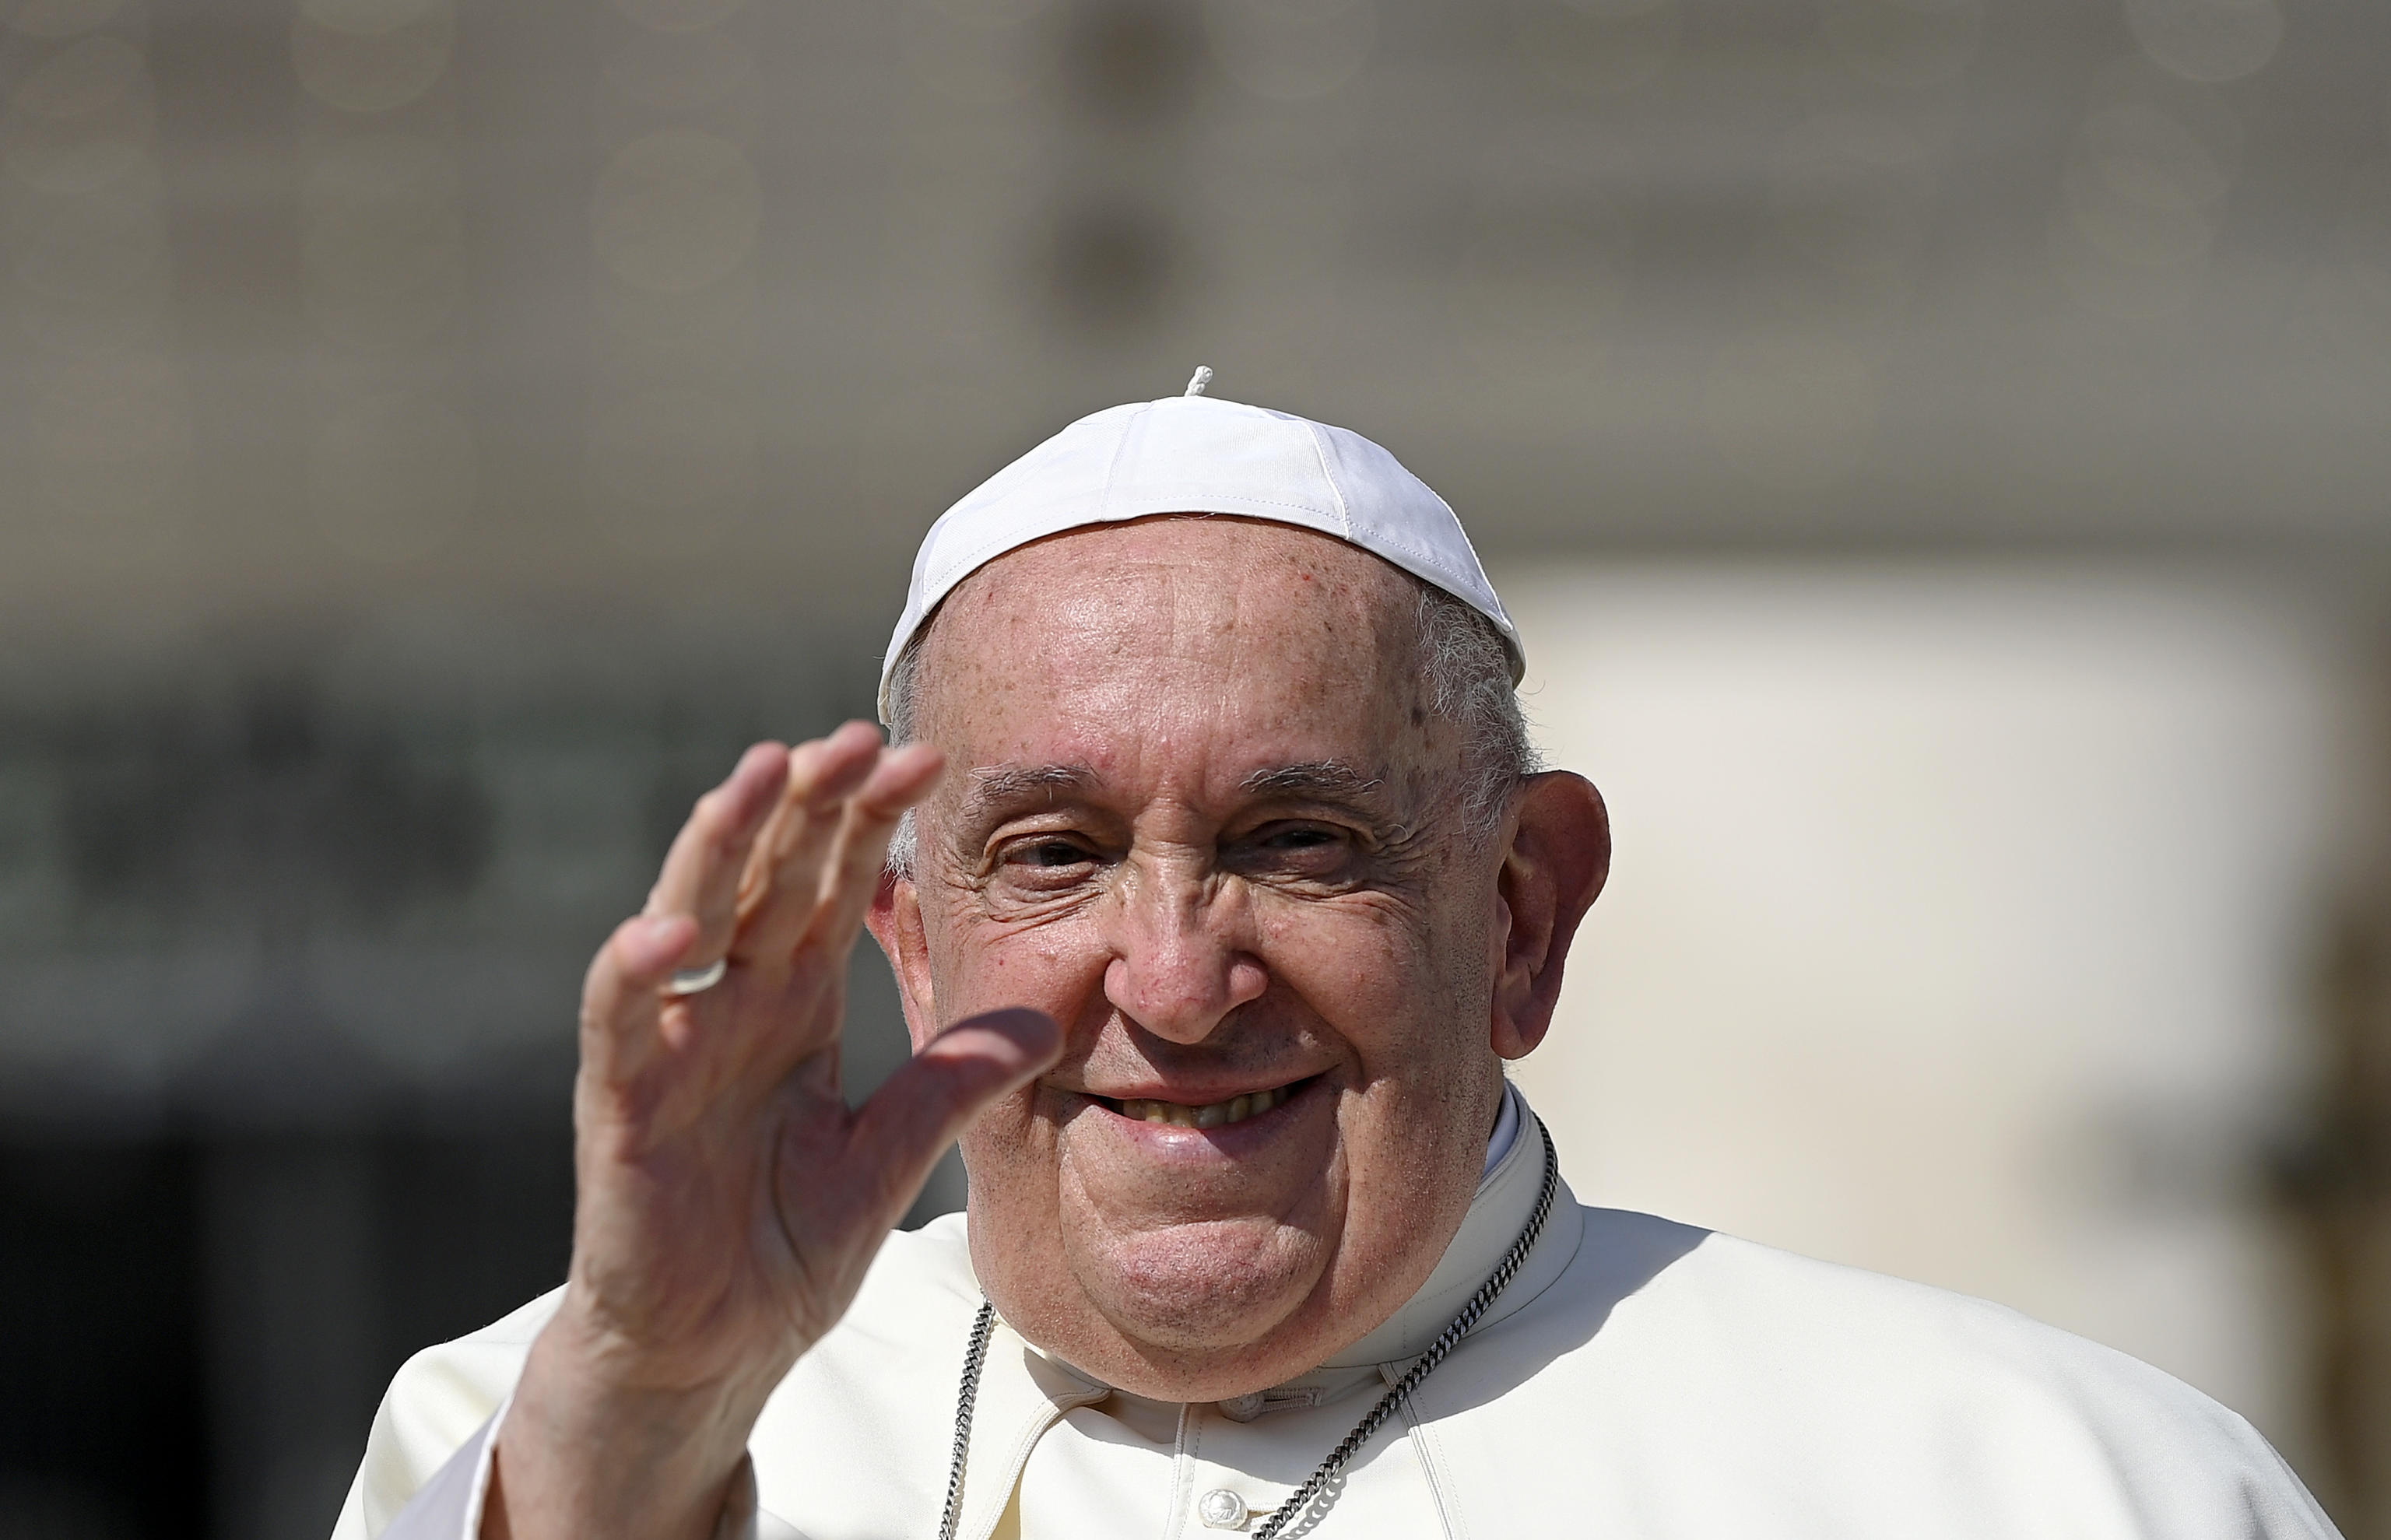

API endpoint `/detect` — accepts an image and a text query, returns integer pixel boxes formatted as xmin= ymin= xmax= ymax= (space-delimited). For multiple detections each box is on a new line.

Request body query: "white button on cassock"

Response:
xmin=1214 ymin=1392 xmax=1267 ymax=1422
xmin=1196 ymin=1487 xmax=1249 ymax=1530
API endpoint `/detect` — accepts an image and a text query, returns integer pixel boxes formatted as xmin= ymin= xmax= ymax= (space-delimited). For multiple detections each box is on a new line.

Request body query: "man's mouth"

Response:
xmin=1088 ymin=1080 xmax=1307 ymax=1130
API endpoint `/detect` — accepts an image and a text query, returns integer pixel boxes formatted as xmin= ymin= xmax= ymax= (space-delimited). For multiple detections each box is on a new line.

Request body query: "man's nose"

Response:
xmin=1101 ymin=864 xmax=1269 ymax=1044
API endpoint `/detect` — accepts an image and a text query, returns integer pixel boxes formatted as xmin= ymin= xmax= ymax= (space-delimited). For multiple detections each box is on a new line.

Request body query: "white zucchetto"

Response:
xmin=876 ymin=372 xmax=1522 ymax=724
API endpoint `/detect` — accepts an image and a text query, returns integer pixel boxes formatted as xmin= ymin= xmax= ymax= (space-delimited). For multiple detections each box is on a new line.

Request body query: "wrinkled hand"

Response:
xmin=487 ymin=725 xmax=1060 ymax=1540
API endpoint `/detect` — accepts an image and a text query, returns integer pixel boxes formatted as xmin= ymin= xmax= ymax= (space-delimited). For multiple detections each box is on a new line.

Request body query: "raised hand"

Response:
xmin=486 ymin=725 xmax=1061 ymax=1540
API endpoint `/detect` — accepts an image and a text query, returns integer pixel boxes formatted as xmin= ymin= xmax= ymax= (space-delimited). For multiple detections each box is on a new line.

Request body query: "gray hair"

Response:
xmin=883 ymin=577 xmax=1538 ymax=877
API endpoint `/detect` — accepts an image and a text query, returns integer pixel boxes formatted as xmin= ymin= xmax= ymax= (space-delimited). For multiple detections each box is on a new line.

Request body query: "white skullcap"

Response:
xmin=877 ymin=369 xmax=1522 ymax=724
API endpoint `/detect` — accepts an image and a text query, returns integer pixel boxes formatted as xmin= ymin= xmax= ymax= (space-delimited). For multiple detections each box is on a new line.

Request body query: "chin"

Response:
xmin=1104 ymin=1212 xmax=1318 ymax=1323
xmin=998 ymin=1214 xmax=1343 ymax=1401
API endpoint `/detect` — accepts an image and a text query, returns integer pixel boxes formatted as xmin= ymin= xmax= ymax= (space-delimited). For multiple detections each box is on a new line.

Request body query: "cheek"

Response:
xmin=935 ymin=907 xmax=1108 ymax=1026
xmin=1259 ymin=886 xmax=1498 ymax=1086
xmin=1258 ymin=898 xmax=1440 ymax=1026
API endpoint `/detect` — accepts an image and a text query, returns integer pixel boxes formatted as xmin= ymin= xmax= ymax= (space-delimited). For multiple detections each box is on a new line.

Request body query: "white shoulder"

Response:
xmin=346 ymin=1219 xmax=975 ymax=1536
xmin=779 ymin=1211 xmax=984 ymax=1384
xmin=349 ymin=1286 xmax=561 ymax=1535
xmin=1661 ymin=1223 xmax=2264 ymax=1424
xmin=1424 ymin=1206 xmax=2340 ymax=1538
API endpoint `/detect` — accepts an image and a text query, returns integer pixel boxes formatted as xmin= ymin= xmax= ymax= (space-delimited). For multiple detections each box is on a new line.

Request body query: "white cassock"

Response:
xmin=335 ymin=1086 xmax=2340 ymax=1540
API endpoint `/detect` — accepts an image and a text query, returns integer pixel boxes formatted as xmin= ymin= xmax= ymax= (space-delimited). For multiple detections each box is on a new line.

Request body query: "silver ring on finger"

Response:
xmin=665 ymin=956 xmax=730 ymax=996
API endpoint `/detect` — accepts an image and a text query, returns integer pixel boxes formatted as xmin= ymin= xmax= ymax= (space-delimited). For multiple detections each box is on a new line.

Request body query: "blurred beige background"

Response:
xmin=4 ymin=0 xmax=2389 ymax=1536
xmin=1508 ymin=563 xmax=2372 ymax=1479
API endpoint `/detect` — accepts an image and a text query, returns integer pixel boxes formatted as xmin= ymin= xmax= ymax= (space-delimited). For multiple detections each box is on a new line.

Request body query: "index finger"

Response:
xmin=641 ymin=741 xmax=792 ymax=970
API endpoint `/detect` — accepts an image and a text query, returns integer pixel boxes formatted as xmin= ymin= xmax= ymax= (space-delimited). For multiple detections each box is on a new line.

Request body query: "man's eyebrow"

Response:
xmin=959 ymin=760 xmax=1392 ymax=819
xmin=962 ymin=763 xmax=1100 ymax=819
xmin=1238 ymin=761 xmax=1386 ymax=802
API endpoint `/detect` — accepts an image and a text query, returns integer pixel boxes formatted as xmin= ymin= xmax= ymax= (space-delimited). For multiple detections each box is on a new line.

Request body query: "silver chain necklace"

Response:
xmin=936 ymin=1115 xmax=1558 ymax=1540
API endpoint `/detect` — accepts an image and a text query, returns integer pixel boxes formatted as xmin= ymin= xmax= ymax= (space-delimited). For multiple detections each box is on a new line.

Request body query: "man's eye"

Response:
xmin=1003 ymin=838 xmax=1092 ymax=870
xmin=1245 ymin=824 xmax=1353 ymax=864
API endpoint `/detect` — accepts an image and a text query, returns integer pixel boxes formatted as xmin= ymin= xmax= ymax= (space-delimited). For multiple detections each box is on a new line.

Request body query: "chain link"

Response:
xmin=936 ymin=1300 xmax=999 ymax=1540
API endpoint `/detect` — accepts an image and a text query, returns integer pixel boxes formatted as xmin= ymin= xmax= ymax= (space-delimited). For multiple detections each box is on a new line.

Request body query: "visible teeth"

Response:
xmin=1115 ymin=1084 xmax=1291 ymax=1129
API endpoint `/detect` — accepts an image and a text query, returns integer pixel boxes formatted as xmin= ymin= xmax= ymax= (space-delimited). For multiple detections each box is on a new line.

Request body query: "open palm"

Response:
xmin=490 ymin=725 xmax=1058 ymax=1540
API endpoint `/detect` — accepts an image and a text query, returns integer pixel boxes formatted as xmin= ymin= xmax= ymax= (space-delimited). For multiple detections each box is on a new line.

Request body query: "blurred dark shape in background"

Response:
xmin=0 ymin=625 xmax=945 ymax=1538
xmin=2275 ymin=879 xmax=2391 ymax=1537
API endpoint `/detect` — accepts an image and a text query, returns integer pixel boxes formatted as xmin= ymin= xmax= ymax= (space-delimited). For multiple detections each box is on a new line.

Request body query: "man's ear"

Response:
xmin=1489 ymin=771 xmax=1610 ymax=1061
xmin=865 ymin=870 xmax=943 ymax=1054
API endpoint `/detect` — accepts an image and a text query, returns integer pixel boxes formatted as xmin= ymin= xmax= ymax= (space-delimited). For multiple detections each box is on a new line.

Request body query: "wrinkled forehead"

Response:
xmin=912 ymin=517 xmax=1437 ymax=781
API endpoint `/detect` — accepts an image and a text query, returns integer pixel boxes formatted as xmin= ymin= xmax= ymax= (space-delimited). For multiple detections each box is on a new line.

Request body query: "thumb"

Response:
xmin=850 ymin=1009 xmax=1061 ymax=1219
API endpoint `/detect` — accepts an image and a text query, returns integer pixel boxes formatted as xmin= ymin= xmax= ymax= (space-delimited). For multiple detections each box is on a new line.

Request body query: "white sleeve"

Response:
xmin=375 ymin=1401 xmax=764 ymax=1540
xmin=374 ymin=1405 xmax=496 ymax=1540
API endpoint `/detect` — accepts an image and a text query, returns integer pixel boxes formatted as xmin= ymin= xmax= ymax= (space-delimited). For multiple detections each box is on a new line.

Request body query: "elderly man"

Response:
xmin=338 ymin=379 xmax=2337 ymax=1540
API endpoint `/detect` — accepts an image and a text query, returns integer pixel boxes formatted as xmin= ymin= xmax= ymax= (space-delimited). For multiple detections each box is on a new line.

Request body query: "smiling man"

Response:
xmin=339 ymin=380 xmax=2339 ymax=1540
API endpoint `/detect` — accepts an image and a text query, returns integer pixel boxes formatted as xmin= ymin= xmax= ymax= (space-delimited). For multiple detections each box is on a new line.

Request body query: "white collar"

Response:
xmin=1482 ymin=1075 xmax=1523 ymax=1177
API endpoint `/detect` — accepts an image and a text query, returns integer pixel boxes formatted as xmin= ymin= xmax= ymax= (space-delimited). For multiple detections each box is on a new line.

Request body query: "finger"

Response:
xmin=731 ymin=728 xmax=877 ymax=921
xmin=730 ymin=722 xmax=887 ymax=965
xmin=644 ymin=742 xmax=790 ymax=966
xmin=804 ymin=742 xmax=944 ymax=956
xmin=580 ymin=912 xmax=699 ymax=1063
xmin=848 ymin=1009 xmax=1062 ymax=1221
